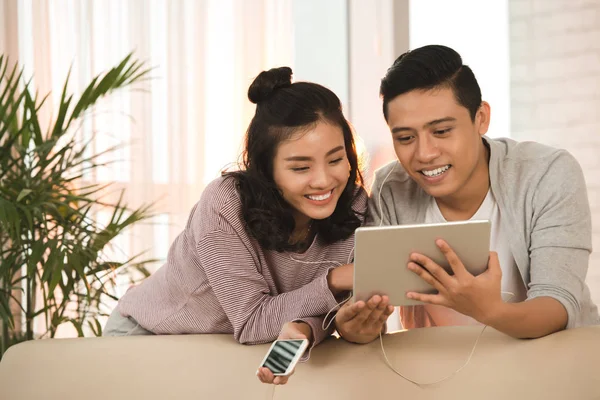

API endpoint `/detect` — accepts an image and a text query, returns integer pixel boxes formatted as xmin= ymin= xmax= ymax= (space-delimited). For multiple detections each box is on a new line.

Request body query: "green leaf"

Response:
xmin=49 ymin=67 xmax=73 ymax=139
xmin=47 ymin=250 xmax=64 ymax=295
xmin=0 ymin=52 xmax=154 ymax=344
xmin=16 ymin=188 xmax=33 ymax=202
xmin=27 ymin=240 xmax=46 ymax=275
xmin=87 ymin=319 xmax=103 ymax=336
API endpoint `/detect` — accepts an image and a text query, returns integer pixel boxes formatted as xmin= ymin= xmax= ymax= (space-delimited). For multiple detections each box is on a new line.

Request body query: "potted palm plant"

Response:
xmin=0 ymin=53 xmax=156 ymax=359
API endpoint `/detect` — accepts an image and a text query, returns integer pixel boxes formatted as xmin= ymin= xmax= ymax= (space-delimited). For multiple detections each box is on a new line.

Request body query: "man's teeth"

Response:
xmin=307 ymin=191 xmax=332 ymax=201
xmin=422 ymin=165 xmax=450 ymax=177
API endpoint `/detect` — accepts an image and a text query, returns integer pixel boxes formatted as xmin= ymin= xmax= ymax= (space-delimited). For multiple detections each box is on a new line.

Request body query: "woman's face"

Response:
xmin=272 ymin=121 xmax=351 ymax=228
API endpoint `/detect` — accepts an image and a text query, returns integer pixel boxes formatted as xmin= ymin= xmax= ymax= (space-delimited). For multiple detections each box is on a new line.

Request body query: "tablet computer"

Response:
xmin=353 ymin=220 xmax=491 ymax=306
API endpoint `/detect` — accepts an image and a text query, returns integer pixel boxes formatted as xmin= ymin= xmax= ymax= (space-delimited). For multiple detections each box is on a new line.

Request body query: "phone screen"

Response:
xmin=261 ymin=340 xmax=305 ymax=374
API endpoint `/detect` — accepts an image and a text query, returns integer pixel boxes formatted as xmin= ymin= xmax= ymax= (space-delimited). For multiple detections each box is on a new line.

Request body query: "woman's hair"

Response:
xmin=224 ymin=66 xmax=364 ymax=252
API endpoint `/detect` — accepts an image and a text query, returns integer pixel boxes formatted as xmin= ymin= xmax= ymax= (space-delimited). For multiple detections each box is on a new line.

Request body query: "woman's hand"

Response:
xmin=335 ymin=295 xmax=394 ymax=344
xmin=256 ymin=321 xmax=313 ymax=385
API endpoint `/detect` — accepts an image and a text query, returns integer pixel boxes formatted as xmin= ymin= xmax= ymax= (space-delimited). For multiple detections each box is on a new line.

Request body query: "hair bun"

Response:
xmin=248 ymin=67 xmax=293 ymax=104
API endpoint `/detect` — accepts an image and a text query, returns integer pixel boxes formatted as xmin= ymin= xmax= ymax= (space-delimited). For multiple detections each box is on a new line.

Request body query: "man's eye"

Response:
xmin=434 ymin=128 xmax=452 ymax=135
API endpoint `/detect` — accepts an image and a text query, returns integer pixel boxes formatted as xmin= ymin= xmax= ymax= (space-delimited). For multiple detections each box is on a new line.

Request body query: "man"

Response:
xmin=335 ymin=44 xmax=599 ymax=343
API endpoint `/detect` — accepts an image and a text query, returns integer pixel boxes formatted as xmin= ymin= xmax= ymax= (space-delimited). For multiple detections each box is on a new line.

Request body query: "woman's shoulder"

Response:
xmin=189 ymin=175 xmax=244 ymax=234
xmin=202 ymin=174 xmax=239 ymax=203
xmin=352 ymin=185 xmax=368 ymax=216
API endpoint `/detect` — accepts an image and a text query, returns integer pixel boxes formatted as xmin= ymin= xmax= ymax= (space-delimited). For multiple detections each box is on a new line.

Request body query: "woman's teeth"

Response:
xmin=306 ymin=190 xmax=332 ymax=201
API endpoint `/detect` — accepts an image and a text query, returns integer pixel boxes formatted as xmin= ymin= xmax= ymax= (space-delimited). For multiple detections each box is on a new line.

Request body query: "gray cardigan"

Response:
xmin=367 ymin=136 xmax=599 ymax=328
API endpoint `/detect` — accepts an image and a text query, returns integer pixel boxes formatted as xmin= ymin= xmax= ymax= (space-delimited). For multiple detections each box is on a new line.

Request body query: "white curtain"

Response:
xmin=0 ymin=0 xmax=294 ymax=335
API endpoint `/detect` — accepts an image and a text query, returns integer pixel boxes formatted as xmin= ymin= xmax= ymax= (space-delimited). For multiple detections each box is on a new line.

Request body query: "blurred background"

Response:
xmin=0 ymin=0 xmax=598 ymax=337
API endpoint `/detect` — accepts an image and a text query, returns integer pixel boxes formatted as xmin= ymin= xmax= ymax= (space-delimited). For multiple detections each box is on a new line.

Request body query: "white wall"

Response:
xmin=292 ymin=0 xmax=349 ymax=113
xmin=409 ymin=0 xmax=511 ymax=138
xmin=509 ymin=0 xmax=600 ymax=305
xmin=346 ymin=0 xmax=407 ymax=181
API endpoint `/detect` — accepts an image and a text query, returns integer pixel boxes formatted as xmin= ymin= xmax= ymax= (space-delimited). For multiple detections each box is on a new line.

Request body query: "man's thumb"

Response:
xmin=488 ymin=251 xmax=502 ymax=276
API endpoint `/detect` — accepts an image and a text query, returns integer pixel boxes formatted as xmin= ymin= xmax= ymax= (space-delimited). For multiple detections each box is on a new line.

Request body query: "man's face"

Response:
xmin=385 ymin=87 xmax=490 ymax=202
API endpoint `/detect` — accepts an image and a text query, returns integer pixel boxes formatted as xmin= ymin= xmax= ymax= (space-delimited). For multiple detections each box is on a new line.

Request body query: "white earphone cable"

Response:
xmin=375 ymin=161 xmax=512 ymax=386
xmin=290 ymin=243 xmax=355 ymax=332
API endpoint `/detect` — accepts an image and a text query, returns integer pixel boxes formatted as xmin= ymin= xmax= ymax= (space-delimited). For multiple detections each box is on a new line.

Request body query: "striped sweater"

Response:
xmin=117 ymin=176 xmax=367 ymax=347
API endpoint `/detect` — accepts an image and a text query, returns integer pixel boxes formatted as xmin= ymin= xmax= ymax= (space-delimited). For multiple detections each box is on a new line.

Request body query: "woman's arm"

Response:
xmin=197 ymin=230 xmax=341 ymax=345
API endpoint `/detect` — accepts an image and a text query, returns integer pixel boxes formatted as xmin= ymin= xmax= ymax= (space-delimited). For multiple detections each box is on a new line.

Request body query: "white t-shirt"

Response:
xmin=422 ymin=190 xmax=528 ymax=326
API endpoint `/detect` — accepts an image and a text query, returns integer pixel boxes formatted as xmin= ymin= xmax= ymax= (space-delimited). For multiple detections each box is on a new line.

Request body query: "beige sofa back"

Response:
xmin=1 ymin=325 xmax=599 ymax=399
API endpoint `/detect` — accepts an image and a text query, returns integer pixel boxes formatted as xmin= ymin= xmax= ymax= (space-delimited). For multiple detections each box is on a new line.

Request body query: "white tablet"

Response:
xmin=353 ymin=220 xmax=491 ymax=306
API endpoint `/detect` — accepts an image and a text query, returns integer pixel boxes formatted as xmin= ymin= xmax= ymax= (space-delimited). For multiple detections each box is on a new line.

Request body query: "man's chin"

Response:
xmin=419 ymin=183 xmax=455 ymax=200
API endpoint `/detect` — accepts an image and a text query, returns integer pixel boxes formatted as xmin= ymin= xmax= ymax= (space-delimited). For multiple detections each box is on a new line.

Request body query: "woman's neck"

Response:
xmin=289 ymin=214 xmax=313 ymax=246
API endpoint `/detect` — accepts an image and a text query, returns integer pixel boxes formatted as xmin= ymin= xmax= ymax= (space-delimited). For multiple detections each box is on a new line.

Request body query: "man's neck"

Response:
xmin=435 ymin=143 xmax=490 ymax=221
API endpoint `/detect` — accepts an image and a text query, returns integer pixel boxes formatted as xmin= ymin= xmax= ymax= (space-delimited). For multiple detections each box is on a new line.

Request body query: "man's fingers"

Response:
xmin=436 ymin=239 xmax=470 ymax=279
xmin=410 ymin=252 xmax=454 ymax=287
xmin=407 ymin=262 xmax=446 ymax=293
xmin=406 ymin=291 xmax=447 ymax=306
xmin=488 ymin=251 xmax=502 ymax=276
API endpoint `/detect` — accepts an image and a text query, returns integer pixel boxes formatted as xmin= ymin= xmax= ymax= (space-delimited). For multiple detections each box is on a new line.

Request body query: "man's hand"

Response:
xmin=335 ymin=295 xmax=394 ymax=344
xmin=256 ymin=321 xmax=312 ymax=385
xmin=406 ymin=239 xmax=503 ymax=323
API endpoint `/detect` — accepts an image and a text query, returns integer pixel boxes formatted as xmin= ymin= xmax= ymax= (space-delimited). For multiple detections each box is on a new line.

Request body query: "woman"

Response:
xmin=104 ymin=67 xmax=393 ymax=384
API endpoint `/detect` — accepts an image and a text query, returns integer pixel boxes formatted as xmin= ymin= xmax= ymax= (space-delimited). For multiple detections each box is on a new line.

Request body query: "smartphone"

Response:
xmin=258 ymin=339 xmax=309 ymax=376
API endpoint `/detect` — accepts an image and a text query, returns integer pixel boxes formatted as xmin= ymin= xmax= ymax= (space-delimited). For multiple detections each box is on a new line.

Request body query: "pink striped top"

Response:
xmin=117 ymin=176 xmax=367 ymax=346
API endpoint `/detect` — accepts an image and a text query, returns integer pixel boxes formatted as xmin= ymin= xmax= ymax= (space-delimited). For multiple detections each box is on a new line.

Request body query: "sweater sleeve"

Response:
xmin=196 ymin=230 xmax=340 ymax=345
xmin=293 ymin=315 xmax=335 ymax=361
xmin=527 ymin=151 xmax=593 ymax=329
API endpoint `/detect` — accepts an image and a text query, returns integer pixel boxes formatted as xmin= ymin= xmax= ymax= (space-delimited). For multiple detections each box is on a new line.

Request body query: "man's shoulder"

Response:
xmin=489 ymin=137 xmax=585 ymax=202
xmin=370 ymin=160 xmax=428 ymax=215
xmin=372 ymin=160 xmax=411 ymax=186
xmin=488 ymin=136 xmax=573 ymax=165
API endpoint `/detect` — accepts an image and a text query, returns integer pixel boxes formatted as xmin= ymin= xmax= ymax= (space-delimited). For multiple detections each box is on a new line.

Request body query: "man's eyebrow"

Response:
xmin=424 ymin=117 xmax=456 ymax=127
xmin=391 ymin=117 xmax=457 ymax=134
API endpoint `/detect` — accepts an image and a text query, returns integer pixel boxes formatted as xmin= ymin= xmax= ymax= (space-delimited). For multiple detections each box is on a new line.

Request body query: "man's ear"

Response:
xmin=476 ymin=101 xmax=491 ymax=136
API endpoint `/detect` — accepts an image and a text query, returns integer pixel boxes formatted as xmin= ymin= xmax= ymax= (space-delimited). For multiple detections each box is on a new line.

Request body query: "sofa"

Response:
xmin=0 ymin=325 xmax=599 ymax=399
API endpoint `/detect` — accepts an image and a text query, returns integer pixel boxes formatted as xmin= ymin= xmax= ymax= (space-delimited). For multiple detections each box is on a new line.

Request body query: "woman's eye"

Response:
xmin=329 ymin=157 xmax=344 ymax=165
xmin=290 ymin=166 xmax=309 ymax=172
xmin=395 ymin=136 xmax=413 ymax=143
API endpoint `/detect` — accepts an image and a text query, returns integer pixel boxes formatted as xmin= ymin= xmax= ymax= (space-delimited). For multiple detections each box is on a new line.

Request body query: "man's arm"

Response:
xmin=406 ymin=246 xmax=569 ymax=339
xmin=483 ymin=297 xmax=567 ymax=338
xmin=407 ymin=149 xmax=593 ymax=337
xmin=525 ymin=151 xmax=592 ymax=330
